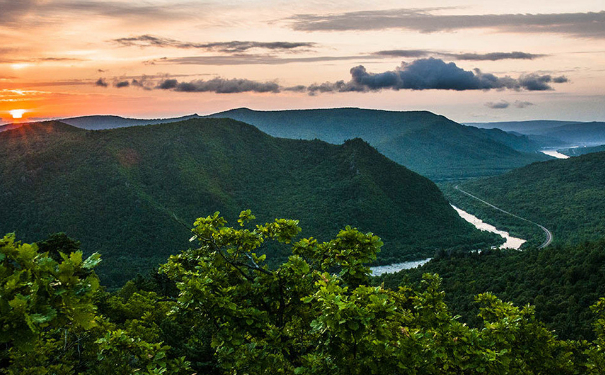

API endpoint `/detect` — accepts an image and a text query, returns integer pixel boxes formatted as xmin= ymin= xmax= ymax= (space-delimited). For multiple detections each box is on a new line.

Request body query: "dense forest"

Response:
xmin=0 ymin=120 xmax=498 ymax=287
xmin=4 ymin=213 xmax=605 ymax=374
xmin=376 ymin=240 xmax=605 ymax=341
xmin=207 ymin=108 xmax=550 ymax=180
xmin=446 ymin=151 xmax=605 ymax=247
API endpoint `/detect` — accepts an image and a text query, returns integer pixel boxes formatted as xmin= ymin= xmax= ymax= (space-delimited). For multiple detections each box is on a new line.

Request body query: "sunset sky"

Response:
xmin=1 ymin=0 xmax=604 ymax=123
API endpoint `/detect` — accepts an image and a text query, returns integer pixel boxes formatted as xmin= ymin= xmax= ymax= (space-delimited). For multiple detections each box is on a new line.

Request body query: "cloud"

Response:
xmin=0 ymin=0 xmax=38 ymax=19
xmin=372 ymin=50 xmax=433 ymax=58
xmin=0 ymin=1 xmax=198 ymax=27
xmin=113 ymin=35 xmax=316 ymax=53
xmin=95 ymin=78 xmax=108 ymax=87
xmin=92 ymin=59 xmax=569 ymax=96
xmin=156 ymin=78 xmax=280 ymax=94
xmin=289 ymin=9 xmax=605 ymax=39
xmin=115 ymin=81 xmax=130 ymax=88
xmin=485 ymin=101 xmax=510 ymax=109
xmin=518 ymin=74 xmax=567 ymax=91
xmin=303 ymin=58 xmax=570 ymax=93
xmin=151 ymin=54 xmax=384 ymax=66
xmin=373 ymin=50 xmax=545 ymax=61
xmin=514 ymin=101 xmax=534 ymax=108
xmin=445 ymin=52 xmax=545 ymax=61
xmin=154 ymin=49 xmax=545 ymax=67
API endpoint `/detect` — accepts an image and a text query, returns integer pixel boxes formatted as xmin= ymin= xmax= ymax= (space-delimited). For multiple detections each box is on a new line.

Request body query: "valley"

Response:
xmin=3 ymin=108 xmax=605 ymax=372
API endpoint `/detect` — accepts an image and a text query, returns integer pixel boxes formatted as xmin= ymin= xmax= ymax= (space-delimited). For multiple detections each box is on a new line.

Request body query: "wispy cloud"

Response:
xmin=289 ymin=9 xmax=605 ymax=39
xmin=0 ymin=56 xmax=87 ymax=64
xmin=485 ymin=100 xmax=536 ymax=109
xmin=156 ymin=77 xmax=280 ymax=94
xmin=113 ymin=35 xmax=316 ymax=53
xmin=0 ymin=0 xmax=197 ymax=27
xmin=147 ymin=54 xmax=385 ymax=66
xmin=373 ymin=50 xmax=545 ymax=61
xmin=485 ymin=100 xmax=510 ymax=109
xmin=445 ymin=52 xmax=545 ymax=61
xmin=514 ymin=100 xmax=534 ymax=108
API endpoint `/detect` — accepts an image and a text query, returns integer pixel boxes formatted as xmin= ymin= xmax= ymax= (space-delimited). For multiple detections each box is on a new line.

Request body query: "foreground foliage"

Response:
xmin=3 ymin=212 xmax=605 ymax=374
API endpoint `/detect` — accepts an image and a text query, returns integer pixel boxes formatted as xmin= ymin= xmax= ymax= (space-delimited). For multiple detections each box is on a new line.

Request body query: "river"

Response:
xmin=370 ymin=206 xmax=526 ymax=276
xmin=541 ymin=150 xmax=570 ymax=159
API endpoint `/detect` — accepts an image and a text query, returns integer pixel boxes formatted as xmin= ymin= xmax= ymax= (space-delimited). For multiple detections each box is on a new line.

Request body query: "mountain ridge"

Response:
xmin=0 ymin=118 xmax=498 ymax=287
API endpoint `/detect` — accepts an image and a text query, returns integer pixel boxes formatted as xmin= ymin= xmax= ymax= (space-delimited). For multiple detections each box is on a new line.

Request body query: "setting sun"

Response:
xmin=9 ymin=109 xmax=27 ymax=119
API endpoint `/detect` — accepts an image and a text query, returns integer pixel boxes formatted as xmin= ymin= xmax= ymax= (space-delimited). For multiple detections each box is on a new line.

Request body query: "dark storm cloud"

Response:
xmin=156 ymin=78 xmax=280 ymax=94
xmin=95 ymin=78 xmax=108 ymax=87
xmin=289 ymin=9 xmax=605 ymax=39
xmin=304 ymin=58 xmax=569 ymax=93
xmin=553 ymin=76 xmax=569 ymax=83
xmin=485 ymin=101 xmax=510 ymax=109
xmin=113 ymin=35 xmax=316 ymax=53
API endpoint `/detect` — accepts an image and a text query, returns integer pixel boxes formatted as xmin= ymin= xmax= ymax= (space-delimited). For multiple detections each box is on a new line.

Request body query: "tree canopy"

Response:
xmin=3 ymin=211 xmax=605 ymax=374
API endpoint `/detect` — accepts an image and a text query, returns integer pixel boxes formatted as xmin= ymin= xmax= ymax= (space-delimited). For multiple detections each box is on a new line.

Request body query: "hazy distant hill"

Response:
xmin=468 ymin=120 xmax=605 ymax=148
xmin=559 ymin=145 xmax=605 ymax=156
xmin=60 ymin=114 xmax=201 ymax=130
xmin=544 ymin=122 xmax=605 ymax=146
xmin=206 ymin=108 xmax=549 ymax=180
xmin=452 ymin=151 xmax=605 ymax=246
xmin=467 ymin=120 xmax=579 ymax=134
xmin=0 ymin=119 xmax=497 ymax=287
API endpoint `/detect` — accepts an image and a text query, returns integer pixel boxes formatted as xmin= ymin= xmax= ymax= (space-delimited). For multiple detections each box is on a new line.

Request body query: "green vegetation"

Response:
xmin=5 ymin=213 xmax=605 ymax=374
xmin=207 ymin=108 xmax=550 ymax=180
xmin=376 ymin=240 xmax=605 ymax=341
xmin=0 ymin=120 xmax=498 ymax=287
xmin=448 ymin=151 xmax=605 ymax=247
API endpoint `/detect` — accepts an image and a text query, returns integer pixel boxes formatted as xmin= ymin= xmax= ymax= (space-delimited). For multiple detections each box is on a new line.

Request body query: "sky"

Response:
xmin=1 ymin=0 xmax=604 ymax=123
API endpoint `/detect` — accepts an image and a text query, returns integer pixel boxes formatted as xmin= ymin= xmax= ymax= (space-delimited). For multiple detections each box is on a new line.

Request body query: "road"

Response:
xmin=454 ymin=186 xmax=553 ymax=249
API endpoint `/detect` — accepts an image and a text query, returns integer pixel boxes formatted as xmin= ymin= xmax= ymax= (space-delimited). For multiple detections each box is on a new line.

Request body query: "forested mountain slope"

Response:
xmin=0 ymin=119 xmax=497 ymax=287
xmin=377 ymin=240 xmax=605 ymax=341
xmin=207 ymin=108 xmax=550 ymax=180
xmin=451 ymin=151 xmax=605 ymax=246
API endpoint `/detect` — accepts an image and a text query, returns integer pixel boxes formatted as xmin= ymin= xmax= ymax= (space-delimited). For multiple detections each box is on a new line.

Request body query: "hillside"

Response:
xmin=376 ymin=239 xmax=605 ymax=340
xmin=560 ymin=144 xmax=605 ymax=156
xmin=206 ymin=108 xmax=550 ymax=180
xmin=0 ymin=119 xmax=498 ymax=287
xmin=469 ymin=120 xmax=605 ymax=148
xmin=448 ymin=151 xmax=605 ymax=246
xmin=467 ymin=120 xmax=579 ymax=133
xmin=60 ymin=114 xmax=201 ymax=130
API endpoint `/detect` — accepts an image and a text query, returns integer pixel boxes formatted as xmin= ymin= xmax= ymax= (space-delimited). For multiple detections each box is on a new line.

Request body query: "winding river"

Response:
xmin=370 ymin=205 xmax=526 ymax=276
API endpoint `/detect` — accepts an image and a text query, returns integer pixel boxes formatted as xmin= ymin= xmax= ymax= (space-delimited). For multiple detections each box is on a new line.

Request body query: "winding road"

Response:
xmin=454 ymin=186 xmax=552 ymax=249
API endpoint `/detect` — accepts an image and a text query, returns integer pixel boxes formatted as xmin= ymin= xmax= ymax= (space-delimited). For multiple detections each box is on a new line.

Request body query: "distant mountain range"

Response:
xmin=206 ymin=108 xmax=550 ymax=180
xmin=1 ymin=108 xmax=552 ymax=180
xmin=0 ymin=119 xmax=497 ymax=287
xmin=469 ymin=120 xmax=605 ymax=149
